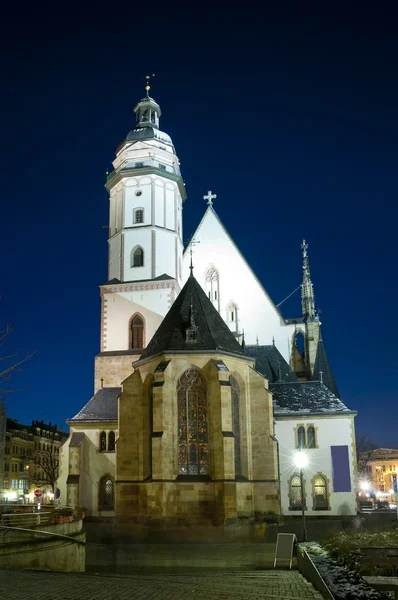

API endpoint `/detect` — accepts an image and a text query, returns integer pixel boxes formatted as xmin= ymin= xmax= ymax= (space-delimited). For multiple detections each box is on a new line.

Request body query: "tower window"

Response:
xmin=134 ymin=208 xmax=144 ymax=224
xmin=131 ymin=246 xmax=144 ymax=267
xmin=131 ymin=315 xmax=144 ymax=349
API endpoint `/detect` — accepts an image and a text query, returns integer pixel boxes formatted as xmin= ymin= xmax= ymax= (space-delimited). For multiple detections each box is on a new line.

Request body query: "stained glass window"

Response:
xmin=230 ymin=375 xmax=241 ymax=477
xmin=99 ymin=431 xmax=106 ymax=452
xmin=307 ymin=426 xmax=316 ymax=448
xmin=99 ymin=476 xmax=114 ymax=511
xmin=177 ymin=369 xmax=208 ymax=475
xmin=290 ymin=475 xmax=303 ymax=510
xmin=314 ymin=475 xmax=328 ymax=509
xmin=297 ymin=426 xmax=305 ymax=449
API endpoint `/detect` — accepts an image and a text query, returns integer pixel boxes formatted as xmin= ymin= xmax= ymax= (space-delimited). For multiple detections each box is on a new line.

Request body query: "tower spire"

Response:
xmin=301 ymin=239 xmax=315 ymax=322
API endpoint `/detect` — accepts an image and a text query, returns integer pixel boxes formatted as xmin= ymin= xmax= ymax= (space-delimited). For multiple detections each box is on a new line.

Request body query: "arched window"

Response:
xmin=205 ymin=266 xmax=220 ymax=310
xmin=177 ymin=368 xmax=208 ymax=476
xmin=131 ymin=315 xmax=144 ymax=349
xmin=289 ymin=474 xmax=303 ymax=510
xmin=99 ymin=431 xmax=106 ymax=452
xmin=108 ymin=431 xmax=115 ymax=452
xmin=230 ymin=375 xmax=241 ymax=477
xmin=295 ymin=331 xmax=305 ymax=356
xmin=313 ymin=475 xmax=328 ymax=510
xmin=99 ymin=475 xmax=114 ymax=511
xmin=131 ymin=246 xmax=144 ymax=267
xmin=297 ymin=426 xmax=306 ymax=449
xmin=307 ymin=426 xmax=316 ymax=448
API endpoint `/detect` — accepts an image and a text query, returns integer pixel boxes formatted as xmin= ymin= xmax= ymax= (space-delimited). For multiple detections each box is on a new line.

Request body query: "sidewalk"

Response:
xmin=0 ymin=569 xmax=324 ymax=599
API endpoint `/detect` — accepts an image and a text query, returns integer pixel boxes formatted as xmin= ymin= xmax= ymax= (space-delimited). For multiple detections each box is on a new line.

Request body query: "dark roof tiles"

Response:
xmin=245 ymin=345 xmax=298 ymax=383
xmin=271 ymin=381 xmax=352 ymax=416
xmin=139 ymin=275 xmax=244 ymax=360
xmin=70 ymin=387 xmax=120 ymax=422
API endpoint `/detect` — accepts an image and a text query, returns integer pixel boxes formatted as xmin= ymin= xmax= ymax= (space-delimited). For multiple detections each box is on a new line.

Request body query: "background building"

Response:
xmin=360 ymin=448 xmax=398 ymax=505
xmin=1 ymin=418 xmax=67 ymax=502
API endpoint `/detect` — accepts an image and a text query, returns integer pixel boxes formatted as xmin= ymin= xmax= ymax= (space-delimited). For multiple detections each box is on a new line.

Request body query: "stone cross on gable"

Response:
xmin=203 ymin=190 xmax=217 ymax=206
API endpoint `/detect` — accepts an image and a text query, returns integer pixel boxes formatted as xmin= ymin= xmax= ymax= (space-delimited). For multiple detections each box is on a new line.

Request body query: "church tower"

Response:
xmin=301 ymin=240 xmax=320 ymax=376
xmin=95 ymin=81 xmax=186 ymax=391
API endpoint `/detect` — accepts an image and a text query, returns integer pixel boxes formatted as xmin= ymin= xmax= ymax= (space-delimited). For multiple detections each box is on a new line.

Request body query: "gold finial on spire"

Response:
xmin=145 ymin=74 xmax=155 ymax=96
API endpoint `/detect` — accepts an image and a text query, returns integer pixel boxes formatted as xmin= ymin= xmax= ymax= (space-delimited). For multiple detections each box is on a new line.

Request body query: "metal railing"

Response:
xmin=0 ymin=511 xmax=53 ymax=528
xmin=0 ymin=525 xmax=86 ymax=546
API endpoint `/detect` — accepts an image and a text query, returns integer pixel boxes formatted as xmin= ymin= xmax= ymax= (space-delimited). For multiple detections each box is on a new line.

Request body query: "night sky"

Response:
xmin=1 ymin=9 xmax=397 ymax=446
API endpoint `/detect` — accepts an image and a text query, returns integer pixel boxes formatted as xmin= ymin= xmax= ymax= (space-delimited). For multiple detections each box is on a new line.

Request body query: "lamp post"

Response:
xmin=294 ymin=451 xmax=308 ymax=542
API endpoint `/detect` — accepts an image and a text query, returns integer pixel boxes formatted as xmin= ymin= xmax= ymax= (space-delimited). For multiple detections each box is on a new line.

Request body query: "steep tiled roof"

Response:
xmin=312 ymin=331 xmax=339 ymax=398
xmin=101 ymin=273 xmax=174 ymax=286
xmin=246 ymin=345 xmax=298 ymax=383
xmin=139 ymin=274 xmax=244 ymax=361
xmin=70 ymin=387 xmax=120 ymax=422
xmin=271 ymin=381 xmax=353 ymax=416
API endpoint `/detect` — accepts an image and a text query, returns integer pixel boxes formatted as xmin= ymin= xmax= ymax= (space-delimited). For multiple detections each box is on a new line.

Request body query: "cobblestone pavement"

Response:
xmin=0 ymin=569 xmax=324 ymax=599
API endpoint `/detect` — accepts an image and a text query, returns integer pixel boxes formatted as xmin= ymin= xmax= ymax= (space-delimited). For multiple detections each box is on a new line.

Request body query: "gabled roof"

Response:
xmin=70 ymin=387 xmax=121 ymax=422
xmin=245 ymin=345 xmax=298 ymax=383
xmin=312 ymin=331 xmax=339 ymax=398
xmin=271 ymin=381 xmax=354 ymax=417
xmin=184 ymin=206 xmax=286 ymax=324
xmin=139 ymin=274 xmax=244 ymax=361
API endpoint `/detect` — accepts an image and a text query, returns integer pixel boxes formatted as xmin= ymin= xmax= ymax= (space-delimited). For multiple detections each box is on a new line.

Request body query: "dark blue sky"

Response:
xmin=1 ymin=11 xmax=397 ymax=445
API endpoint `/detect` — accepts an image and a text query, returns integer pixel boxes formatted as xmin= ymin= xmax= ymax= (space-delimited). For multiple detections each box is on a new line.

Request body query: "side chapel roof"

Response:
xmin=271 ymin=381 xmax=354 ymax=417
xmin=69 ymin=387 xmax=121 ymax=422
xmin=139 ymin=274 xmax=244 ymax=361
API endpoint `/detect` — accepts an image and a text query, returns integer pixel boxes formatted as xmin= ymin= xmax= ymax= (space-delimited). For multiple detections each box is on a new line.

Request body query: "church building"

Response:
xmin=58 ymin=83 xmax=358 ymax=523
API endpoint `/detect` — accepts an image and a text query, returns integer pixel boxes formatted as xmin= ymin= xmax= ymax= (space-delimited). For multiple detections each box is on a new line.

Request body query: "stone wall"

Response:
xmin=0 ymin=519 xmax=86 ymax=572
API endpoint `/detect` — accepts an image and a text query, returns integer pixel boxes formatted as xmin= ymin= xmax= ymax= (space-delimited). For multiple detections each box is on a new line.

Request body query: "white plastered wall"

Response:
xmin=275 ymin=416 xmax=357 ymax=516
xmin=183 ymin=207 xmax=297 ymax=362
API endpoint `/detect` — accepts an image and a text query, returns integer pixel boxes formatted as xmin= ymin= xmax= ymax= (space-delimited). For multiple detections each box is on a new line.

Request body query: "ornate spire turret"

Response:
xmin=133 ymin=75 xmax=161 ymax=129
xmin=301 ymin=239 xmax=316 ymax=322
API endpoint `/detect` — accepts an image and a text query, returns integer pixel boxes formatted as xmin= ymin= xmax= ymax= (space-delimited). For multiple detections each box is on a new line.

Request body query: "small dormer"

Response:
xmin=133 ymin=97 xmax=161 ymax=130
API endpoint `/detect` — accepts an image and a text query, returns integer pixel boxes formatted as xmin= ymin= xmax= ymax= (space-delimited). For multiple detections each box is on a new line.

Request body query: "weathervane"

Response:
xmin=145 ymin=74 xmax=155 ymax=97
xmin=203 ymin=190 xmax=217 ymax=206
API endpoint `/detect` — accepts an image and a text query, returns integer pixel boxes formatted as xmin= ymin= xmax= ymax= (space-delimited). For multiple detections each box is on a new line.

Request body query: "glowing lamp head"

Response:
xmin=294 ymin=451 xmax=308 ymax=469
xmin=359 ymin=480 xmax=370 ymax=492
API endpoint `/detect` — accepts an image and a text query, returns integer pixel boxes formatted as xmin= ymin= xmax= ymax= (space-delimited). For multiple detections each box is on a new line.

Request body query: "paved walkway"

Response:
xmin=0 ymin=569 xmax=323 ymax=599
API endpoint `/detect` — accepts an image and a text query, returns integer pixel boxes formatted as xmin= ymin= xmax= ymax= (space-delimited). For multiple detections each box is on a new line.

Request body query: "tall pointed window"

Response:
xmin=289 ymin=475 xmax=303 ymax=510
xmin=99 ymin=475 xmax=114 ymax=511
xmin=177 ymin=369 xmax=208 ymax=476
xmin=297 ymin=426 xmax=306 ymax=449
xmin=108 ymin=431 xmax=115 ymax=452
xmin=313 ymin=475 xmax=328 ymax=510
xmin=131 ymin=246 xmax=144 ymax=267
xmin=131 ymin=315 xmax=144 ymax=349
xmin=99 ymin=431 xmax=106 ymax=452
xmin=307 ymin=426 xmax=316 ymax=448
xmin=230 ymin=375 xmax=241 ymax=477
xmin=205 ymin=266 xmax=220 ymax=311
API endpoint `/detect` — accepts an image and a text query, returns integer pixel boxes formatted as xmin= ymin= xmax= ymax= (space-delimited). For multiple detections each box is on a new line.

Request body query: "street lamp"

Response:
xmin=294 ymin=451 xmax=308 ymax=542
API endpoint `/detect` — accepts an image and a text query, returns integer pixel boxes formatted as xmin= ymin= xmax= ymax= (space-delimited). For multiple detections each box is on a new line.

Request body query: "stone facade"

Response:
xmin=116 ymin=353 xmax=278 ymax=524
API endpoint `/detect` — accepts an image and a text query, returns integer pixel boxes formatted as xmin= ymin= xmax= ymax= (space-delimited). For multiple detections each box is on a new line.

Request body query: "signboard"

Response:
xmin=392 ymin=474 xmax=397 ymax=494
xmin=34 ymin=489 xmax=42 ymax=498
xmin=274 ymin=533 xmax=296 ymax=569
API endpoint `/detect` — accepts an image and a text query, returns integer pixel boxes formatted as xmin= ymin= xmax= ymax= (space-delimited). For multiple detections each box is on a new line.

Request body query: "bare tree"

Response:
xmin=357 ymin=434 xmax=377 ymax=479
xmin=25 ymin=442 xmax=60 ymax=493
xmin=0 ymin=321 xmax=36 ymax=401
